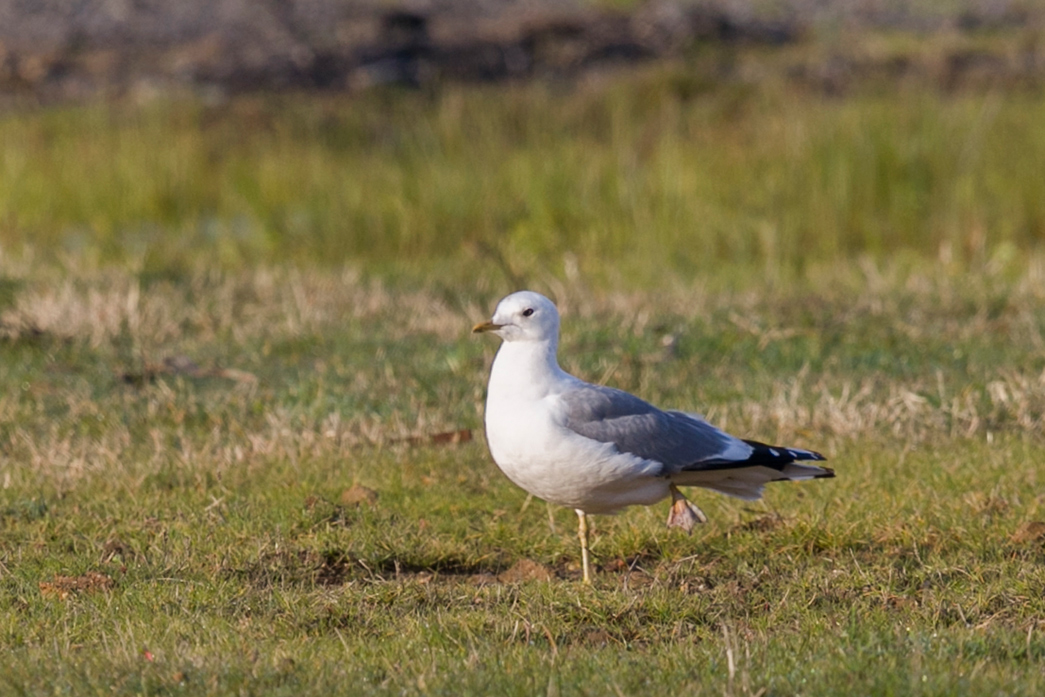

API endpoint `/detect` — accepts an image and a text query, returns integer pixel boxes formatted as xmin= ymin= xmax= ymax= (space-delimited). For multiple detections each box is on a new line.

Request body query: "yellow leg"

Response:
xmin=575 ymin=509 xmax=591 ymax=584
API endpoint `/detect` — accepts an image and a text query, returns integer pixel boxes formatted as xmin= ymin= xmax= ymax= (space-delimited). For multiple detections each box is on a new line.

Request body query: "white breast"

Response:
xmin=484 ymin=391 xmax=668 ymax=513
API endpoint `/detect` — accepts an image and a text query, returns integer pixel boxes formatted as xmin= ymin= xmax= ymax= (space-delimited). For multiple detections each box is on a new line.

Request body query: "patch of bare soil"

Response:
xmin=1011 ymin=520 xmax=1045 ymax=544
xmin=39 ymin=571 xmax=115 ymax=600
xmin=2 ymin=1 xmax=1040 ymax=104
xmin=496 ymin=558 xmax=555 ymax=583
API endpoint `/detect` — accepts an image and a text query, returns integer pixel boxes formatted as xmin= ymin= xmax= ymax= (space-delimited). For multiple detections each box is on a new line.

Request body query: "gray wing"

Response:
xmin=560 ymin=382 xmax=748 ymax=473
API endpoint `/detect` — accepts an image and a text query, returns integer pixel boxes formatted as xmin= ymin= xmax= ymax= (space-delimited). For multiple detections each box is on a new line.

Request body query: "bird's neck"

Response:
xmin=489 ymin=339 xmax=566 ymax=401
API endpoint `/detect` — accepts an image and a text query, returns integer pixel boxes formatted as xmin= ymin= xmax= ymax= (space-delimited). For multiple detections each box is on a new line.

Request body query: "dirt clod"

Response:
xmin=1011 ymin=521 xmax=1045 ymax=543
xmin=340 ymin=485 xmax=379 ymax=507
xmin=39 ymin=572 xmax=114 ymax=600
xmin=497 ymin=559 xmax=554 ymax=583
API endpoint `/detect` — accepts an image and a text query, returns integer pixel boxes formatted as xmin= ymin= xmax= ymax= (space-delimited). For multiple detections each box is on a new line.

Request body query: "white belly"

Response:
xmin=484 ymin=394 xmax=668 ymax=513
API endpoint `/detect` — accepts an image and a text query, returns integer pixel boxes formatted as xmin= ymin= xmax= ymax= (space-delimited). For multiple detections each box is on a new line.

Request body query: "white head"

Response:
xmin=473 ymin=290 xmax=560 ymax=344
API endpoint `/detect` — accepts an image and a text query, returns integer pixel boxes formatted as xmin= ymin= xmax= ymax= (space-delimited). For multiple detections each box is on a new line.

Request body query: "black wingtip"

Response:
xmin=682 ymin=440 xmax=833 ymax=475
xmin=740 ymin=439 xmax=828 ymax=467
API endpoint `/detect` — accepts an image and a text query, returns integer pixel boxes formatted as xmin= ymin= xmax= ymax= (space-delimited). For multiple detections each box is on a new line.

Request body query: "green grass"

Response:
xmin=1 ymin=263 xmax=1044 ymax=695
xmin=2 ymin=32 xmax=1045 ymax=695
xmin=2 ymin=56 xmax=1044 ymax=286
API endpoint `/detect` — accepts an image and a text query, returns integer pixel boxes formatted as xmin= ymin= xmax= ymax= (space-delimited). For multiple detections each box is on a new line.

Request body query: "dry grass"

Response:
xmin=3 ymin=260 xmax=1044 ymax=463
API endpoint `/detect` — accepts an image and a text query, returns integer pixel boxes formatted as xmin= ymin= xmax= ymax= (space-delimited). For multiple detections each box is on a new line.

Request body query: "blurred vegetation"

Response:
xmin=1 ymin=53 xmax=1043 ymax=287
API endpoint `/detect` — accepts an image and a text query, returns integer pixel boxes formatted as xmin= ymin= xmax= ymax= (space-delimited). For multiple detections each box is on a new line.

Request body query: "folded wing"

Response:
xmin=560 ymin=382 xmax=832 ymax=498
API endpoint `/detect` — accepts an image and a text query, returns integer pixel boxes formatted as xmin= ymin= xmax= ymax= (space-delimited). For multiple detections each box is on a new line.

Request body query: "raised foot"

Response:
xmin=667 ymin=485 xmax=707 ymax=533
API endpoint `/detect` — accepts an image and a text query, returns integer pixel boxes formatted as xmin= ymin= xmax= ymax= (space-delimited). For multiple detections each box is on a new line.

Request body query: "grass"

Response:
xmin=2 ymin=48 xmax=1044 ymax=286
xmin=2 ymin=30 xmax=1045 ymax=696
xmin=2 ymin=263 xmax=1044 ymax=695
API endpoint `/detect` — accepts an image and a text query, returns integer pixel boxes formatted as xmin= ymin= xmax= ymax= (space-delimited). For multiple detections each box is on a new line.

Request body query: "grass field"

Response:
xmin=2 ymin=36 xmax=1045 ymax=696
xmin=3 ymin=50 xmax=1044 ymax=284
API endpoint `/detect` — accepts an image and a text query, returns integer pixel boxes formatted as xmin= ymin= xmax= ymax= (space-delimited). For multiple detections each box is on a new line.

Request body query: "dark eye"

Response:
xmin=522 ymin=308 xmax=535 ymax=317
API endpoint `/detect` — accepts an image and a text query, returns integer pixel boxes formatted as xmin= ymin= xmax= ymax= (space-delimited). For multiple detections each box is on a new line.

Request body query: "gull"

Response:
xmin=473 ymin=290 xmax=834 ymax=583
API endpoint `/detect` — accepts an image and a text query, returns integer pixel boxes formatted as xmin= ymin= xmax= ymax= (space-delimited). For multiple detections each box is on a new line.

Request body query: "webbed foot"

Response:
xmin=666 ymin=484 xmax=707 ymax=533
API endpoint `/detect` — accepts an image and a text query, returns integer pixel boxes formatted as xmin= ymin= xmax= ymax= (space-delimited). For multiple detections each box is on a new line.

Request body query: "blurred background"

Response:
xmin=2 ymin=0 xmax=1043 ymax=288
